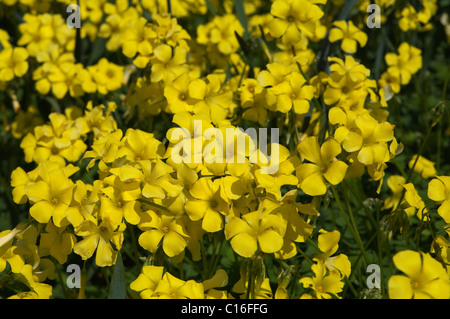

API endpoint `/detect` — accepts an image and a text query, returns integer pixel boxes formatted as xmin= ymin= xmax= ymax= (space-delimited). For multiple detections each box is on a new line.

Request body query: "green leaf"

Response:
xmin=204 ymin=0 xmax=217 ymax=16
xmin=108 ymin=252 xmax=127 ymax=299
xmin=234 ymin=0 xmax=249 ymax=40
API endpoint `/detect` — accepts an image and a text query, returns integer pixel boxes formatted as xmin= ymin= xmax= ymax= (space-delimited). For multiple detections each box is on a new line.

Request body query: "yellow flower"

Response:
xmin=152 ymin=271 xmax=205 ymax=299
xmin=132 ymin=264 xmax=205 ymax=299
xmin=315 ymin=230 xmax=351 ymax=278
xmin=18 ymin=13 xmax=74 ymax=57
xmin=382 ymin=175 xmax=415 ymax=216
xmin=409 ymin=155 xmax=437 ymax=179
xmin=296 ymin=136 xmax=348 ymax=196
xmin=32 ymin=45 xmax=74 ymax=95
xmin=224 ymin=210 xmax=286 ymax=258
xmin=150 ymin=44 xmax=188 ymax=83
xmin=232 ymin=266 xmax=273 ymax=299
xmin=130 ymin=265 xmax=165 ymax=298
xmin=267 ymin=190 xmax=316 ymax=257
xmin=0 ymin=46 xmax=29 ymax=82
xmin=397 ymin=4 xmax=420 ymax=31
xmin=323 ymin=56 xmax=376 ymax=111
xmin=329 ymin=20 xmax=367 ymax=54
xmin=0 ymin=29 xmax=11 ymax=51
xmin=65 ymin=180 xmax=101 ymax=227
xmin=73 ymin=217 xmax=124 ymax=267
xmin=20 ymin=112 xmax=88 ymax=165
xmin=0 ymin=227 xmax=27 ymax=274
xmin=121 ymin=17 xmax=157 ymax=69
xmin=138 ymin=210 xmax=189 ymax=257
xmin=185 ymin=177 xmax=229 ymax=232
xmin=197 ymin=14 xmax=244 ymax=55
xmin=164 ymin=73 xmax=200 ymax=114
xmin=353 ymin=113 xmax=394 ymax=166
xmin=10 ymin=166 xmax=35 ymax=205
xmin=135 ymin=159 xmax=183 ymax=199
xmin=7 ymin=264 xmax=52 ymax=299
xmin=98 ymin=0 xmax=139 ymax=52
xmin=38 ymin=220 xmax=76 ymax=264
xmin=48 ymin=62 xmax=86 ymax=99
xmin=26 ymin=167 xmax=75 ymax=226
xmin=268 ymin=0 xmax=325 ymax=43
xmin=329 ymin=107 xmax=364 ymax=153
xmin=117 ymin=128 xmax=165 ymax=162
xmin=188 ymin=74 xmax=233 ymax=125
xmin=254 ymin=144 xmax=299 ymax=198
xmin=388 ymin=250 xmax=450 ymax=299
xmin=379 ymin=69 xmax=402 ymax=94
xmin=299 ymin=258 xmax=344 ymax=299
xmin=427 ymin=176 xmax=450 ymax=223
xmin=262 ymin=70 xmax=314 ymax=114
xmin=100 ymin=176 xmax=141 ymax=228
xmin=403 ymin=183 xmax=428 ymax=220
xmin=385 ymin=42 xmax=422 ymax=86
xmin=87 ymin=58 xmax=124 ymax=94
xmin=10 ymin=106 xmax=44 ymax=140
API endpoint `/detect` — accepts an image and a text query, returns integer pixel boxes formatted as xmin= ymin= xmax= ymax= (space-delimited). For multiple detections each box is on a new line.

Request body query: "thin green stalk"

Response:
xmin=342 ymin=232 xmax=377 ymax=297
xmin=137 ymin=198 xmax=170 ymax=212
xmin=376 ymin=204 xmax=386 ymax=296
xmin=437 ymin=72 xmax=449 ymax=171
xmin=297 ymin=246 xmax=314 ymax=265
xmin=208 ymin=233 xmax=219 ymax=271
xmin=393 ymin=121 xmax=434 ymax=213
xmin=179 ymin=263 xmax=185 ymax=280
xmin=56 ymin=263 xmax=69 ymax=299
xmin=288 ymin=264 xmax=301 ymax=299
xmin=200 ymin=236 xmax=208 ymax=280
xmin=331 ymin=185 xmax=370 ymax=265
xmin=344 ymin=277 xmax=359 ymax=298
xmin=245 ymin=258 xmax=254 ymax=299
xmin=342 ymin=182 xmax=361 ymax=234
xmin=128 ymin=225 xmax=141 ymax=264
xmin=211 ymin=235 xmax=225 ymax=272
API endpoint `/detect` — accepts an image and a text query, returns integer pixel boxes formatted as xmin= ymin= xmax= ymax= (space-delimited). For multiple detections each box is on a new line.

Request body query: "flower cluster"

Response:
xmin=0 ymin=0 xmax=449 ymax=300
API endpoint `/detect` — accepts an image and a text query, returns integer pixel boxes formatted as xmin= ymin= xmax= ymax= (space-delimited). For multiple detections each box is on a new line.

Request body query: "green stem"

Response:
xmin=393 ymin=121 xmax=434 ymax=213
xmin=437 ymin=72 xmax=449 ymax=171
xmin=137 ymin=198 xmax=170 ymax=212
xmin=376 ymin=204 xmax=386 ymax=297
xmin=331 ymin=185 xmax=370 ymax=265
xmin=297 ymin=246 xmax=314 ymax=265
xmin=342 ymin=232 xmax=377 ymax=297
xmin=247 ymin=258 xmax=257 ymax=299
xmin=344 ymin=277 xmax=359 ymax=298
xmin=56 ymin=263 xmax=69 ymax=299
xmin=211 ymin=234 xmax=225 ymax=273
xmin=200 ymin=236 xmax=209 ymax=280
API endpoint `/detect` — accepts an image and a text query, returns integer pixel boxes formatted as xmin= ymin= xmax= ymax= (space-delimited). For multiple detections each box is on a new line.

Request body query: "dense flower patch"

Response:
xmin=0 ymin=0 xmax=449 ymax=299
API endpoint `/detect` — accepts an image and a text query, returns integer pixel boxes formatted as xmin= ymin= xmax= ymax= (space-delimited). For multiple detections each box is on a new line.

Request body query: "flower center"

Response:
xmin=410 ymin=280 xmax=420 ymax=289
xmin=52 ymin=197 xmax=58 ymax=204
xmin=162 ymin=226 xmax=169 ymax=233
xmin=117 ymin=201 xmax=123 ymax=208
xmin=317 ymin=285 xmax=323 ymax=292
xmin=210 ymin=199 xmax=218 ymax=208
xmin=342 ymin=86 xmax=350 ymax=94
